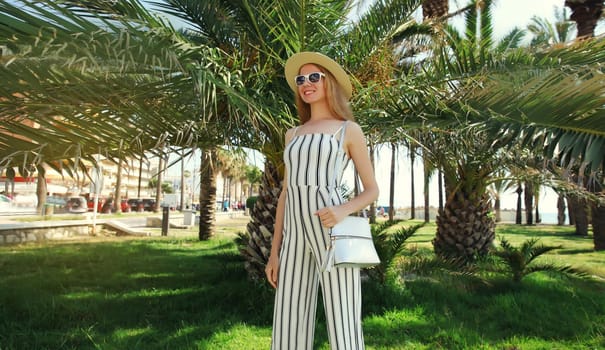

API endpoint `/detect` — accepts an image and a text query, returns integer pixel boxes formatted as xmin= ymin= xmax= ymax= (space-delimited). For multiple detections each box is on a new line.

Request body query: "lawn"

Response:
xmin=0 ymin=220 xmax=603 ymax=349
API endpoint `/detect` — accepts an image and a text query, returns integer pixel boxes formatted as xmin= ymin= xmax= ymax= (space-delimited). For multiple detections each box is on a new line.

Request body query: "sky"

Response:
xmin=456 ymin=0 xmax=570 ymax=35
xmin=455 ymin=0 xmax=603 ymax=38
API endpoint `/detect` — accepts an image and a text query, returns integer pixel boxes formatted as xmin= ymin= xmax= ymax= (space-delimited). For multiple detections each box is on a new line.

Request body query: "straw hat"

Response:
xmin=284 ymin=52 xmax=352 ymax=99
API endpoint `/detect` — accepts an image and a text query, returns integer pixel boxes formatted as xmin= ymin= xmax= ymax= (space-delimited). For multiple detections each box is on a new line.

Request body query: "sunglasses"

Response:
xmin=295 ymin=72 xmax=325 ymax=86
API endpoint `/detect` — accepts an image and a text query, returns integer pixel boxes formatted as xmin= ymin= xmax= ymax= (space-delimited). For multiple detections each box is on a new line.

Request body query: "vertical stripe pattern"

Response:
xmin=271 ymin=124 xmax=364 ymax=350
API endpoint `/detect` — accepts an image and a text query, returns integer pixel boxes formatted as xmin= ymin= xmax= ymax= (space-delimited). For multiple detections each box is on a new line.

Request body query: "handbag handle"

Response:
xmin=331 ymin=121 xmax=348 ymax=190
xmin=329 ymin=122 xmax=368 ymax=227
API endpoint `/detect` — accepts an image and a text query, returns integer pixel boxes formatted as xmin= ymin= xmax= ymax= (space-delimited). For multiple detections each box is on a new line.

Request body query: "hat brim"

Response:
xmin=285 ymin=52 xmax=352 ymax=99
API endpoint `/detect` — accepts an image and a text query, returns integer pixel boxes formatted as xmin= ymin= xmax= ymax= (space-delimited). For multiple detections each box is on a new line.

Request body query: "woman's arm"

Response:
xmin=315 ymin=122 xmax=379 ymax=227
xmin=265 ymin=128 xmax=296 ymax=288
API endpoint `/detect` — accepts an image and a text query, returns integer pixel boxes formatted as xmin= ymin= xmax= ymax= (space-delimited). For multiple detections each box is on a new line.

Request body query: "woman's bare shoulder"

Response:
xmin=345 ymin=121 xmax=364 ymax=138
xmin=285 ymin=127 xmax=298 ymax=144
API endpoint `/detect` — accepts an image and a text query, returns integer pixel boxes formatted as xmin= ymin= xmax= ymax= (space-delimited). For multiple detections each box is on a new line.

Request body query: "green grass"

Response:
xmin=403 ymin=220 xmax=605 ymax=278
xmin=0 ymin=222 xmax=603 ymax=349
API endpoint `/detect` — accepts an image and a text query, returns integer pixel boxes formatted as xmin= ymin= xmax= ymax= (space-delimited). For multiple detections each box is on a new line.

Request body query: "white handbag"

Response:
xmin=321 ymin=216 xmax=380 ymax=272
xmin=321 ymin=122 xmax=380 ymax=272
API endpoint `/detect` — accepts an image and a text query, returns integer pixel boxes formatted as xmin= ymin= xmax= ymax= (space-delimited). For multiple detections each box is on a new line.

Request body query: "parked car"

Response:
xmin=87 ymin=197 xmax=105 ymax=212
xmin=127 ymin=198 xmax=156 ymax=212
xmin=100 ymin=198 xmax=130 ymax=213
xmin=65 ymin=196 xmax=87 ymax=214
xmin=127 ymin=198 xmax=142 ymax=212
xmin=46 ymin=195 xmax=66 ymax=206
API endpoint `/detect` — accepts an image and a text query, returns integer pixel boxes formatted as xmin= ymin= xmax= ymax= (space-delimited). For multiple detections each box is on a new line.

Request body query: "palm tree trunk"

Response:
xmin=534 ymin=193 xmax=541 ymax=224
xmin=565 ymin=0 xmax=604 ymax=39
xmin=137 ymin=154 xmax=143 ymax=198
xmin=494 ymin=196 xmax=501 ymax=222
xmin=154 ymin=154 xmax=164 ymax=213
xmin=524 ymin=181 xmax=534 ymax=225
xmin=438 ymin=169 xmax=443 ymax=212
xmin=557 ymin=194 xmax=567 ymax=225
xmin=515 ymin=184 xmax=523 ymax=224
xmin=198 ymin=148 xmax=217 ymax=240
xmin=35 ymin=165 xmax=47 ymax=213
xmin=568 ymin=194 xmax=576 ymax=225
xmin=114 ymin=159 xmax=123 ymax=213
xmin=240 ymin=160 xmax=281 ymax=280
xmin=6 ymin=167 xmax=15 ymax=198
xmin=568 ymin=194 xmax=589 ymax=236
xmin=410 ymin=149 xmax=416 ymax=220
xmin=433 ymin=183 xmax=495 ymax=261
xmin=422 ymin=0 xmax=449 ymax=20
xmin=423 ymin=156 xmax=430 ymax=223
xmin=388 ymin=143 xmax=396 ymax=221
xmin=221 ymin=173 xmax=226 ymax=207
xmin=592 ymin=202 xmax=605 ymax=250
xmin=590 ymin=179 xmax=604 ymax=250
xmin=180 ymin=150 xmax=186 ymax=211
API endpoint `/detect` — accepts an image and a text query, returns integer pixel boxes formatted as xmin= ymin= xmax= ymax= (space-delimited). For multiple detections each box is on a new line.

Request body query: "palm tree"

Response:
xmin=493 ymin=237 xmax=588 ymax=283
xmin=568 ymin=175 xmax=591 ymax=237
xmin=422 ymin=153 xmax=434 ymax=223
xmin=4 ymin=0 xmax=605 ymax=257
xmin=422 ymin=0 xmax=448 ymax=20
xmin=2 ymin=0 xmax=430 ymax=275
xmin=375 ymin=0 xmax=605 ymax=258
xmin=114 ymin=158 xmax=124 ymax=213
xmin=590 ymin=180 xmax=605 ymax=250
xmin=198 ymin=148 xmax=218 ymax=240
xmin=149 ymin=0 xmax=297 ymax=247
xmin=524 ymin=180 xmax=535 ymax=225
xmin=487 ymin=169 xmax=515 ymax=223
xmin=1 ymin=0 xmax=272 ymax=213
xmin=408 ymin=143 xmax=417 ymax=219
xmin=388 ymin=142 xmax=397 ymax=221
xmin=179 ymin=151 xmax=188 ymax=210
xmin=564 ymin=0 xmax=604 ymax=39
xmin=515 ymin=183 xmax=524 ymax=224
xmin=422 ymin=0 xmax=513 ymax=260
xmin=245 ymin=164 xmax=263 ymax=201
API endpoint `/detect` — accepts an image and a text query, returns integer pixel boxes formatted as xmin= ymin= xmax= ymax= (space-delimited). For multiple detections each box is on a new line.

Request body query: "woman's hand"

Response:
xmin=315 ymin=205 xmax=347 ymax=228
xmin=265 ymin=254 xmax=279 ymax=289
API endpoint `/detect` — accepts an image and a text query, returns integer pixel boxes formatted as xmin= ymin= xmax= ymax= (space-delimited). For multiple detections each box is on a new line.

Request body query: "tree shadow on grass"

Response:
xmin=0 ymin=238 xmax=276 ymax=349
xmin=361 ymin=276 xmax=605 ymax=349
xmin=3 ymin=237 xmax=603 ymax=349
xmin=557 ymin=248 xmax=598 ymax=255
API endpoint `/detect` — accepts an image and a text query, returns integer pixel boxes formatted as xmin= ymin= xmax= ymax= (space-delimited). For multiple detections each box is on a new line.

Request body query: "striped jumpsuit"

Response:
xmin=271 ymin=122 xmax=365 ymax=350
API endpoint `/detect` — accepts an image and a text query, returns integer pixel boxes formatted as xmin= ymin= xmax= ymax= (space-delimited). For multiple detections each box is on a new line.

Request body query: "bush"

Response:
xmin=246 ymin=196 xmax=257 ymax=210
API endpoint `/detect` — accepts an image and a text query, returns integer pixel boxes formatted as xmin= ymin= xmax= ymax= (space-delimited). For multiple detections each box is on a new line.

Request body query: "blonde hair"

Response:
xmin=295 ymin=65 xmax=354 ymax=125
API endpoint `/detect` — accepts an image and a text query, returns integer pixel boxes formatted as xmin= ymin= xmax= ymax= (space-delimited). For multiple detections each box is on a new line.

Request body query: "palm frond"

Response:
xmin=492 ymin=236 xmax=589 ymax=283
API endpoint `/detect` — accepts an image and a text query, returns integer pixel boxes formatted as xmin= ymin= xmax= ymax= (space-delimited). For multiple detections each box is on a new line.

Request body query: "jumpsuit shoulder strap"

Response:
xmin=332 ymin=121 xmax=347 ymax=136
xmin=291 ymin=126 xmax=300 ymax=137
xmin=335 ymin=121 xmax=348 ymax=152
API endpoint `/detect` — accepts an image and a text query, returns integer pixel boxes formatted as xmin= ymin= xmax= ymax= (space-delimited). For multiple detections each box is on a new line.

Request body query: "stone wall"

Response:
xmin=0 ymin=221 xmax=96 ymax=245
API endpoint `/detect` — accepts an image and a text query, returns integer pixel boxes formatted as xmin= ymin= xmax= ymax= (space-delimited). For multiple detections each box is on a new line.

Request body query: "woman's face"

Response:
xmin=297 ymin=64 xmax=326 ymax=105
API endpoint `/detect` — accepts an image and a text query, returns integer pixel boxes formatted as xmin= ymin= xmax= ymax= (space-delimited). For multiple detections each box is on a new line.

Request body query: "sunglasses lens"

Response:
xmin=294 ymin=72 xmax=323 ymax=86
xmin=308 ymin=73 xmax=321 ymax=83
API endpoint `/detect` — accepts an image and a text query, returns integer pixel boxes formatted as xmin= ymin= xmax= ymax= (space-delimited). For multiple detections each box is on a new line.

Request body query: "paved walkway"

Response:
xmin=0 ymin=210 xmax=251 ymax=243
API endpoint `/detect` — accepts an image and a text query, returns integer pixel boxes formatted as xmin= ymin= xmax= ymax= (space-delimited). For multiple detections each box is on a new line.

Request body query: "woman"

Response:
xmin=265 ymin=52 xmax=379 ymax=350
